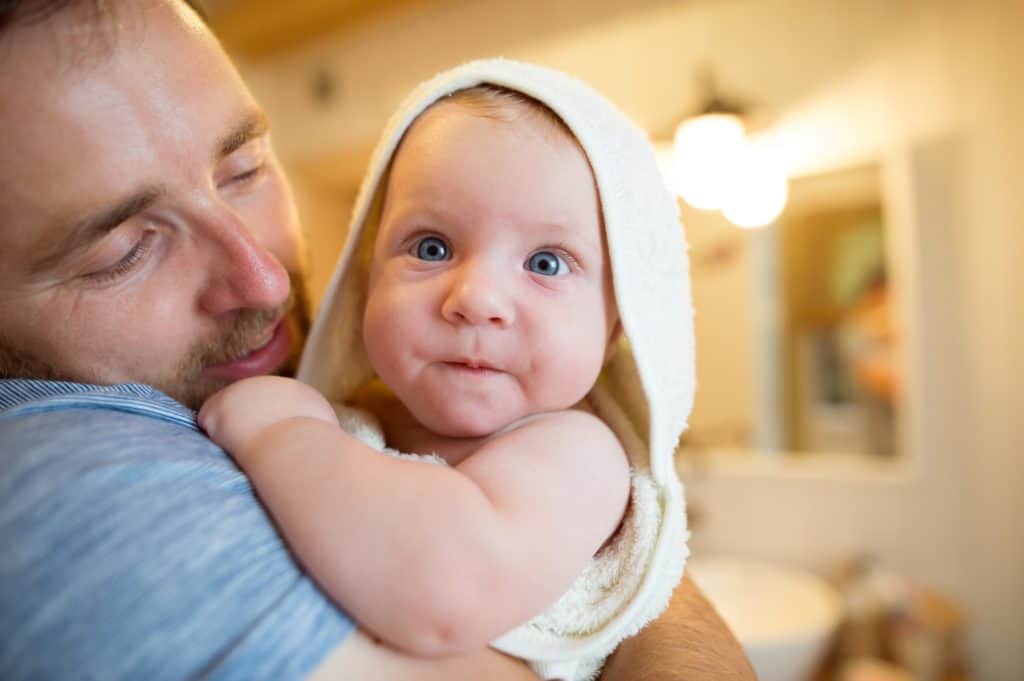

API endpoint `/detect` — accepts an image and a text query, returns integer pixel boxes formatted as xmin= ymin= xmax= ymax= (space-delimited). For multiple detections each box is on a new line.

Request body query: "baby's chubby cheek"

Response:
xmin=361 ymin=309 xmax=412 ymax=389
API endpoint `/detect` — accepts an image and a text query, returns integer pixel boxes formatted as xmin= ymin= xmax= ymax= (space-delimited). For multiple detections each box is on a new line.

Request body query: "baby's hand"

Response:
xmin=198 ymin=376 xmax=339 ymax=462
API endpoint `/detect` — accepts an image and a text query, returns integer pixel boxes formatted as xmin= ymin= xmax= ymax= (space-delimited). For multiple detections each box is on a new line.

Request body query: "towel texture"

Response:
xmin=298 ymin=59 xmax=696 ymax=680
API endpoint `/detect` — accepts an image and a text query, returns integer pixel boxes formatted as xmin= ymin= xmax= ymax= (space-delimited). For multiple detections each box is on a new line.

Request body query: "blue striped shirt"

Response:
xmin=0 ymin=379 xmax=354 ymax=681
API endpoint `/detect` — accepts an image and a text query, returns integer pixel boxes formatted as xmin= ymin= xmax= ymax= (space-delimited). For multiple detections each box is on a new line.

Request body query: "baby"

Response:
xmin=201 ymin=59 xmax=694 ymax=681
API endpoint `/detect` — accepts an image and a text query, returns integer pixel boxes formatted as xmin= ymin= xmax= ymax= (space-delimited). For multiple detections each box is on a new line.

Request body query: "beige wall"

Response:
xmin=238 ymin=1 xmax=1023 ymax=677
xmin=286 ymin=168 xmax=357 ymax=307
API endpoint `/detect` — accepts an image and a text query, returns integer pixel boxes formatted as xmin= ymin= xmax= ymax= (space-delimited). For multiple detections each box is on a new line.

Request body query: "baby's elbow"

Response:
xmin=384 ymin=573 xmax=497 ymax=656
xmin=386 ymin=621 xmax=476 ymax=657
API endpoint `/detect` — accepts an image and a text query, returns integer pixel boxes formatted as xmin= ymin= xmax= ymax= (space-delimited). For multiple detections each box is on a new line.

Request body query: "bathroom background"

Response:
xmin=199 ymin=1 xmax=1022 ymax=679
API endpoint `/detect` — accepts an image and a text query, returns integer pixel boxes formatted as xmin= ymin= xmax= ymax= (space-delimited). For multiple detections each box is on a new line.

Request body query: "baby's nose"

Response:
xmin=440 ymin=261 xmax=514 ymax=328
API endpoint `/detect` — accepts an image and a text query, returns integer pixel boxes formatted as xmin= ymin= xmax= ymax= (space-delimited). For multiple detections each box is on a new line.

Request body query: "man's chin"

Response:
xmin=151 ymin=374 xmax=229 ymax=411
xmin=178 ymin=306 xmax=308 ymax=409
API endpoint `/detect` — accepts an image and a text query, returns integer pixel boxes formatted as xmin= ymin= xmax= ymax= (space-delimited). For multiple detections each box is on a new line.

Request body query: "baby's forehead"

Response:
xmin=388 ymin=97 xmax=600 ymax=202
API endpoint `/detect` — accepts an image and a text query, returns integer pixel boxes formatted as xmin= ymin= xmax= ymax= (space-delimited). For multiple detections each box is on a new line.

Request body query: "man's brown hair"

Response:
xmin=0 ymin=0 xmax=205 ymax=34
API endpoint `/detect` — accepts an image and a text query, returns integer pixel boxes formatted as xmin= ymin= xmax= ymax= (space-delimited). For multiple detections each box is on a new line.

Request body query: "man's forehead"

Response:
xmin=1 ymin=2 xmax=211 ymax=126
xmin=0 ymin=0 xmax=255 ymax=268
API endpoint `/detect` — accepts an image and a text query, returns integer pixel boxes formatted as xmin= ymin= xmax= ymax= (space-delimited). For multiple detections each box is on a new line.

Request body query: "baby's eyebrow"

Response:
xmin=533 ymin=220 xmax=602 ymax=253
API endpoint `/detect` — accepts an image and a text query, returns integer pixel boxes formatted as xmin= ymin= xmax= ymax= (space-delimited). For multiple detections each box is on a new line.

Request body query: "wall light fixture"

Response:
xmin=671 ymin=72 xmax=788 ymax=228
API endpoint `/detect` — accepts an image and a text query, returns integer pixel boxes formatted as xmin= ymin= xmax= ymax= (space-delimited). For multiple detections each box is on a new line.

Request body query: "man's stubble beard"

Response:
xmin=0 ymin=273 xmax=313 ymax=410
xmin=147 ymin=272 xmax=313 ymax=409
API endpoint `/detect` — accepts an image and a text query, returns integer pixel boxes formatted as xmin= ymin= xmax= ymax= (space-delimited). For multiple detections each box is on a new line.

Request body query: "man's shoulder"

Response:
xmin=0 ymin=378 xmax=216 ymax=472
xmin=498 ymin=406 xmax=622 ymax=448
xmin=0 ymin=380 xmax=356 ymax=681
xmin=0 ymin=379 xmax=245 ymax=522
xmin=0 ymin=378 xmax=196 ymax=429
xmin=0 ymin=379 xmax=246 ymax=515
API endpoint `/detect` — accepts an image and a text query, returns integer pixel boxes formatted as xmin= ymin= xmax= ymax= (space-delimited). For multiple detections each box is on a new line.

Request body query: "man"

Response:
xmin=0 ymin=1 xmax=755 ymax=679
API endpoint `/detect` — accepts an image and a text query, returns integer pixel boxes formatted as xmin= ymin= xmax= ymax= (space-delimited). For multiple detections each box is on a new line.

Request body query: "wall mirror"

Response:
xmin=679 ymin=162 xmax=903 ymax=459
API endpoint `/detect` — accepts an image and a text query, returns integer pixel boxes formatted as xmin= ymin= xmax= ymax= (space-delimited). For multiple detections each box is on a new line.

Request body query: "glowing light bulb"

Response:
xmin=721 ymin=150 xmax=789 ymax=228
xmin=672 ymin=113 xmax=746 ymax=210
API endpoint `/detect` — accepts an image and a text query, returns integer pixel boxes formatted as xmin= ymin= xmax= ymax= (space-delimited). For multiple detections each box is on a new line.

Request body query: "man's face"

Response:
xmin=363 ymin=103 xmax=618 ymax=437
xmin=0 ymin=1 xmax=309 ymax=408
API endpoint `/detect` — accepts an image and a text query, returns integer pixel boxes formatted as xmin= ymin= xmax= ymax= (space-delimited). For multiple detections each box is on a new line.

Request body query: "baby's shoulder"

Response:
xmin=477 ymin=409 xmax=630 ymax=503
xmin=495 ymin=407 xmax=625 ymax=460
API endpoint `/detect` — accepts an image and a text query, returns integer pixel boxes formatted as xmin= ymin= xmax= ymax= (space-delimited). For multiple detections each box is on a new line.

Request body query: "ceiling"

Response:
xmin=200 ymin=0 xmax=433 ymax=59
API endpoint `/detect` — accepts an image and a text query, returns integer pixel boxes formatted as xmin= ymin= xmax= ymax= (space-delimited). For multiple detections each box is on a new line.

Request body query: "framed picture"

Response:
xmin=777 ymin=164 xmax=899 ymax=456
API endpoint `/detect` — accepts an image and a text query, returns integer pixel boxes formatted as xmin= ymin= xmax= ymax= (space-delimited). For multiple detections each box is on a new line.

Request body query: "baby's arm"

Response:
xmin=199 ymin=376 xmax=630 ymax=656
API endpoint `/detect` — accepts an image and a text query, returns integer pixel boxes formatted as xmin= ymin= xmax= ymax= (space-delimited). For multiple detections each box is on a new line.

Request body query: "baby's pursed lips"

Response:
xmin=445 ymin=357 xmax=501 ymax=371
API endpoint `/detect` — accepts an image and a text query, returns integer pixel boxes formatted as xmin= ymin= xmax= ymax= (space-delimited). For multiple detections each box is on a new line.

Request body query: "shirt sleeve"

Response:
xmin=0 ymin=405 xmax=354 ymax=681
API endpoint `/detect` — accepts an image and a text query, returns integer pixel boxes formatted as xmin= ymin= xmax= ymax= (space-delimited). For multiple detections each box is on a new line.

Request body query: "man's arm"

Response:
xmin=600 ymin=575 xmax=757 ymax=681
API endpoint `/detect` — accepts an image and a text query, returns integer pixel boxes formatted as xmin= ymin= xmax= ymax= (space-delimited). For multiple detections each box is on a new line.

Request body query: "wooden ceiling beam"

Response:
xmin=205 ymin=0 xmax=428 ymax=60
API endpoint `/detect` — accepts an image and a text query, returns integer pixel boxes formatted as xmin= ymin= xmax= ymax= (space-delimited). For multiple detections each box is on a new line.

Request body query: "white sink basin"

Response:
xmin=686 ymin=556 xmax=843 ymax=681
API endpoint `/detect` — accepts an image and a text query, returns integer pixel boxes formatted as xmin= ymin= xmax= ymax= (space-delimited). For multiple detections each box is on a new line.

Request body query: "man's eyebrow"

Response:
xmin=217 ymin=109 xmax=270 ymax=160
xmin=31 ymin=187 xmax=163 ymax=275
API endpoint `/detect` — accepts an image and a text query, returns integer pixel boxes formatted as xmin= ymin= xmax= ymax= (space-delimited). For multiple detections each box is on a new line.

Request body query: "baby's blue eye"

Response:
xmin=415 ymin=236 xmax=449 ymax=261
xmin=526 ymin=251 xmax=568 ymax=277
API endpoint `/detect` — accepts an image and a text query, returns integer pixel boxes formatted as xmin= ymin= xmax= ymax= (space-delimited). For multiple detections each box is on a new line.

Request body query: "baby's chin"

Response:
xmin=415 ymin=404 xmax=525 ymax=440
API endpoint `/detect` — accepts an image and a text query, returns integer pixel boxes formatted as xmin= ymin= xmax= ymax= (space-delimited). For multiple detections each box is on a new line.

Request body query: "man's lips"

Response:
xmin=205 ymin=319 xmax=293 ymax=381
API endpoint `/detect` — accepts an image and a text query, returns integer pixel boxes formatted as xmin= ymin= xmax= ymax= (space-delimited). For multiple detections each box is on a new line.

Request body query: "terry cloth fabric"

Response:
xmin=298 ymin=58 xmax=696 ymax=681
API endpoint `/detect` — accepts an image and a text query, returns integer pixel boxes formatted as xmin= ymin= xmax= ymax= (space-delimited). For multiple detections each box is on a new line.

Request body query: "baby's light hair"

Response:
xmin=439 ymin=83 xmax=576 ymax=143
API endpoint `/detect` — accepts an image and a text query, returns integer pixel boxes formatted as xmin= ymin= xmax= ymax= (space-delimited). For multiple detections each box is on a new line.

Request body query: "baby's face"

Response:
xmin=362 ymin=102 xmax=617 ymax=437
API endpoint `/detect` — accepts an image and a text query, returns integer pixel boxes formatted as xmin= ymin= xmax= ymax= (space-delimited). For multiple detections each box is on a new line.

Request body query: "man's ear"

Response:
xmin=604 ymin=320 xmax=623 ymax=362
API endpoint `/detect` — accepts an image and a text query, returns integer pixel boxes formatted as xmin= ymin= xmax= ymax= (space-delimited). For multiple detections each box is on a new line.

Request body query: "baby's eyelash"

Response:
xmin=544 ymin=242 xmax=581 ymax=269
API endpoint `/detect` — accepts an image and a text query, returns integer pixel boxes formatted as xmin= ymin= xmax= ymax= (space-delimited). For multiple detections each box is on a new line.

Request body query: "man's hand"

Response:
xmin=198 ymin=376 xmax=339 ymax=461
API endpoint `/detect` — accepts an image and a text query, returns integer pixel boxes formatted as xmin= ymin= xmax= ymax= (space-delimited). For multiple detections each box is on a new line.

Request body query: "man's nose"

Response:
xmin=440 ymin=259 xmax=515 ymax=329
xmin=196 ymin=207 xmax=290 ymax=315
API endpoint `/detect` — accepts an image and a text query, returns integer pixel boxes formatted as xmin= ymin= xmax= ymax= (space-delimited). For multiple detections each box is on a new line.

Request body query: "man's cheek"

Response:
xmin=254 ymin=177 xmax=305 ymax=273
